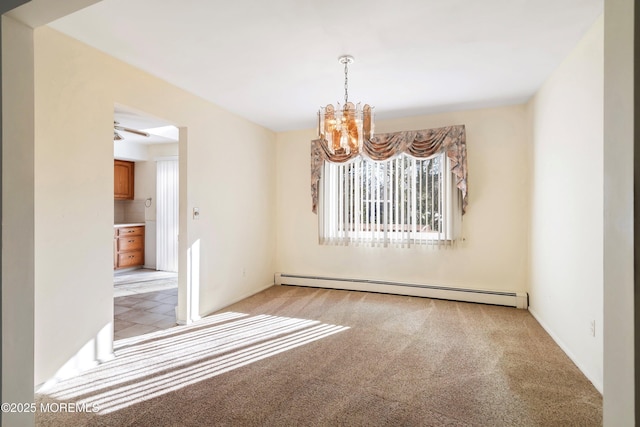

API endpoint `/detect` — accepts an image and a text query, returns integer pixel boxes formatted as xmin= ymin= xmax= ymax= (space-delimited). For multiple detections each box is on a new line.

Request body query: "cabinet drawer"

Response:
xmin=118 ymin=251 xmax=144 ymax=268
xmin=117 ymin=226 xmax=144 ymax=237
xmin=118 ymin=235 xmax=143 ymax=251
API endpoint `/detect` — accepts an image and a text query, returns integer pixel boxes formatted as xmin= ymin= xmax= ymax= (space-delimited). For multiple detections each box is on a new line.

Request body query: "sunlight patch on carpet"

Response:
xmin=39 ymin=311 xmax=349 ymax=414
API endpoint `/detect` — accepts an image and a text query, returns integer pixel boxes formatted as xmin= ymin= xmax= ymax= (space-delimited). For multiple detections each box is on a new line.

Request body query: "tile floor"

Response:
xmin=114 ymin=270 xmax=178 ymax=340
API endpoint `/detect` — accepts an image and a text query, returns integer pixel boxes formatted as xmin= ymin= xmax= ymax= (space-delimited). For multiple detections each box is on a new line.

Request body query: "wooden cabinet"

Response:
xmin=114 ymin=225 xmax=145 ymax=270
xmin=114 ymin=160 xmax=135 ymax=200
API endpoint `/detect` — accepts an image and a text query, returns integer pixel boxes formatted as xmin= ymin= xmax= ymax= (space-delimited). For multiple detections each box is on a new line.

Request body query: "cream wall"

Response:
xmin=276 ymin=105 xmax=530 ymax=293
xmin=114 ymin=140 xmax=179 ymax=163
xmin=33 ymin=27 xmax=276 ymax=386
xmin=528 ymin=16 xmax=604 ymax=392
xmin=134 ymin=161 xmax=154 ymax=221
xmin=148 ymin=142 xmax=179 ymax=159
xmin=113 ymin=139 xmax=147 ymax=161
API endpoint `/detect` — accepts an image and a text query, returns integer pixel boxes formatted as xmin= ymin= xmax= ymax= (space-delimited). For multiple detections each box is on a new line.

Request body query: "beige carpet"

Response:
xmin=36 ymin=285 xmax=602 ymax=426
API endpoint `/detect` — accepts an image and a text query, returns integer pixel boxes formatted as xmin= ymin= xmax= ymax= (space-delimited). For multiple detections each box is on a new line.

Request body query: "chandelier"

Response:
xmin=318 ymin=55 xmax=373 ymax=156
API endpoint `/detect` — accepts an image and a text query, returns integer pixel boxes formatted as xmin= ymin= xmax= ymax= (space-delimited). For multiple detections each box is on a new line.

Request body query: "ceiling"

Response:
xmin=114 ymin=105 xmax=178 ymax=144
xmin=49 ymin=0 xmax=603 ymax=133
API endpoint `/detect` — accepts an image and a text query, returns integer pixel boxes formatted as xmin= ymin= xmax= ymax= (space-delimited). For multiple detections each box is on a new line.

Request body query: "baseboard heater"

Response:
xmin=274 ymin=273 xmax=528 ymax=309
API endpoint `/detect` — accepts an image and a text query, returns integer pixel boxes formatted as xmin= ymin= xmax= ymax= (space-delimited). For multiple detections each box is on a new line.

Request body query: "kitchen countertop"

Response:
xmin=114 ymin=223 xmax=145 ymax=227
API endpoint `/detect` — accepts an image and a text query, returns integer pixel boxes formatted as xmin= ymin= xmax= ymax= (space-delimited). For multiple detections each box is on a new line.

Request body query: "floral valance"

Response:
xmin=311 ymin=124 xmax=467 ymax=214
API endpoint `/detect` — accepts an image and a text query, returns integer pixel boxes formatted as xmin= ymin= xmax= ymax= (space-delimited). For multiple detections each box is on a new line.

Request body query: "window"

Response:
xmin=319 ymin=152 xmax=462 ymax=247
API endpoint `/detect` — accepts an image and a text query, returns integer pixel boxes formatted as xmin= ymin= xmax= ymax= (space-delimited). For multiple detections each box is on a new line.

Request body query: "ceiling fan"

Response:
xmin=113 ymin=121 xmax=150 ymax=141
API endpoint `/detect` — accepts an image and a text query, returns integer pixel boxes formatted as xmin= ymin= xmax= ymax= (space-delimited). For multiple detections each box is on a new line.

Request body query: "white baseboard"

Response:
xmin=275 ymin=273 xmax=528 ymax=309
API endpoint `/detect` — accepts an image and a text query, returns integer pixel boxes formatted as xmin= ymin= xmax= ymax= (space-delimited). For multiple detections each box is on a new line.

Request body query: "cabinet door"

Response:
xmin=114 ymin=160 xmax=134 ymax=200
xmin=118 ymin=251 xmax=144 ymax=268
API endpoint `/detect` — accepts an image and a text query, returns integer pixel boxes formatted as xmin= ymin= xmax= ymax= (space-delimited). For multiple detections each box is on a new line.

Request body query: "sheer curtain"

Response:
xmin=156 ymin=159 xmax=179 ymax=272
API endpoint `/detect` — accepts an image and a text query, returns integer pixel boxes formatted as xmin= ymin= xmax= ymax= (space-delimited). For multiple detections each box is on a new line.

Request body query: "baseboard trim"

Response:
xmin=275 ymin=273 xmax=528 ymax=309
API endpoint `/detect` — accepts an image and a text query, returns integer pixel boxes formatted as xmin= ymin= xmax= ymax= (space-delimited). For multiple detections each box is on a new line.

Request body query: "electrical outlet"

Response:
xmin=589 ymin=320 xmax=595 ymax=337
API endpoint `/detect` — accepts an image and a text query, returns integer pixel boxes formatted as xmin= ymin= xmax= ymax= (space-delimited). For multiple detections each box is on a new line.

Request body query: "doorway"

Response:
xmin=112 ymin=104 xmax=180 ymax=340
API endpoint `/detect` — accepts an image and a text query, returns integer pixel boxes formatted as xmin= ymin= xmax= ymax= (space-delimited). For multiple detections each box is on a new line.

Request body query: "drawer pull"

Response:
xmin=128 ymin=240 xmax=134 ymax=243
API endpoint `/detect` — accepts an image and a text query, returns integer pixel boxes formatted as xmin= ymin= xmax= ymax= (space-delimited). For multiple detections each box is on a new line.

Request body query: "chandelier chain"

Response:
xmin=344 ymin=59 xmax=349 ymax=105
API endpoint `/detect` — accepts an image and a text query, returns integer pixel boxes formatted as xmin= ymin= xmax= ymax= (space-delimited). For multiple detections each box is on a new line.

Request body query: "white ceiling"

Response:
xmin=50 ymin=0 xmax=603 ymax=133
xmin=114 ymin=105 xmax=178 ymax=144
